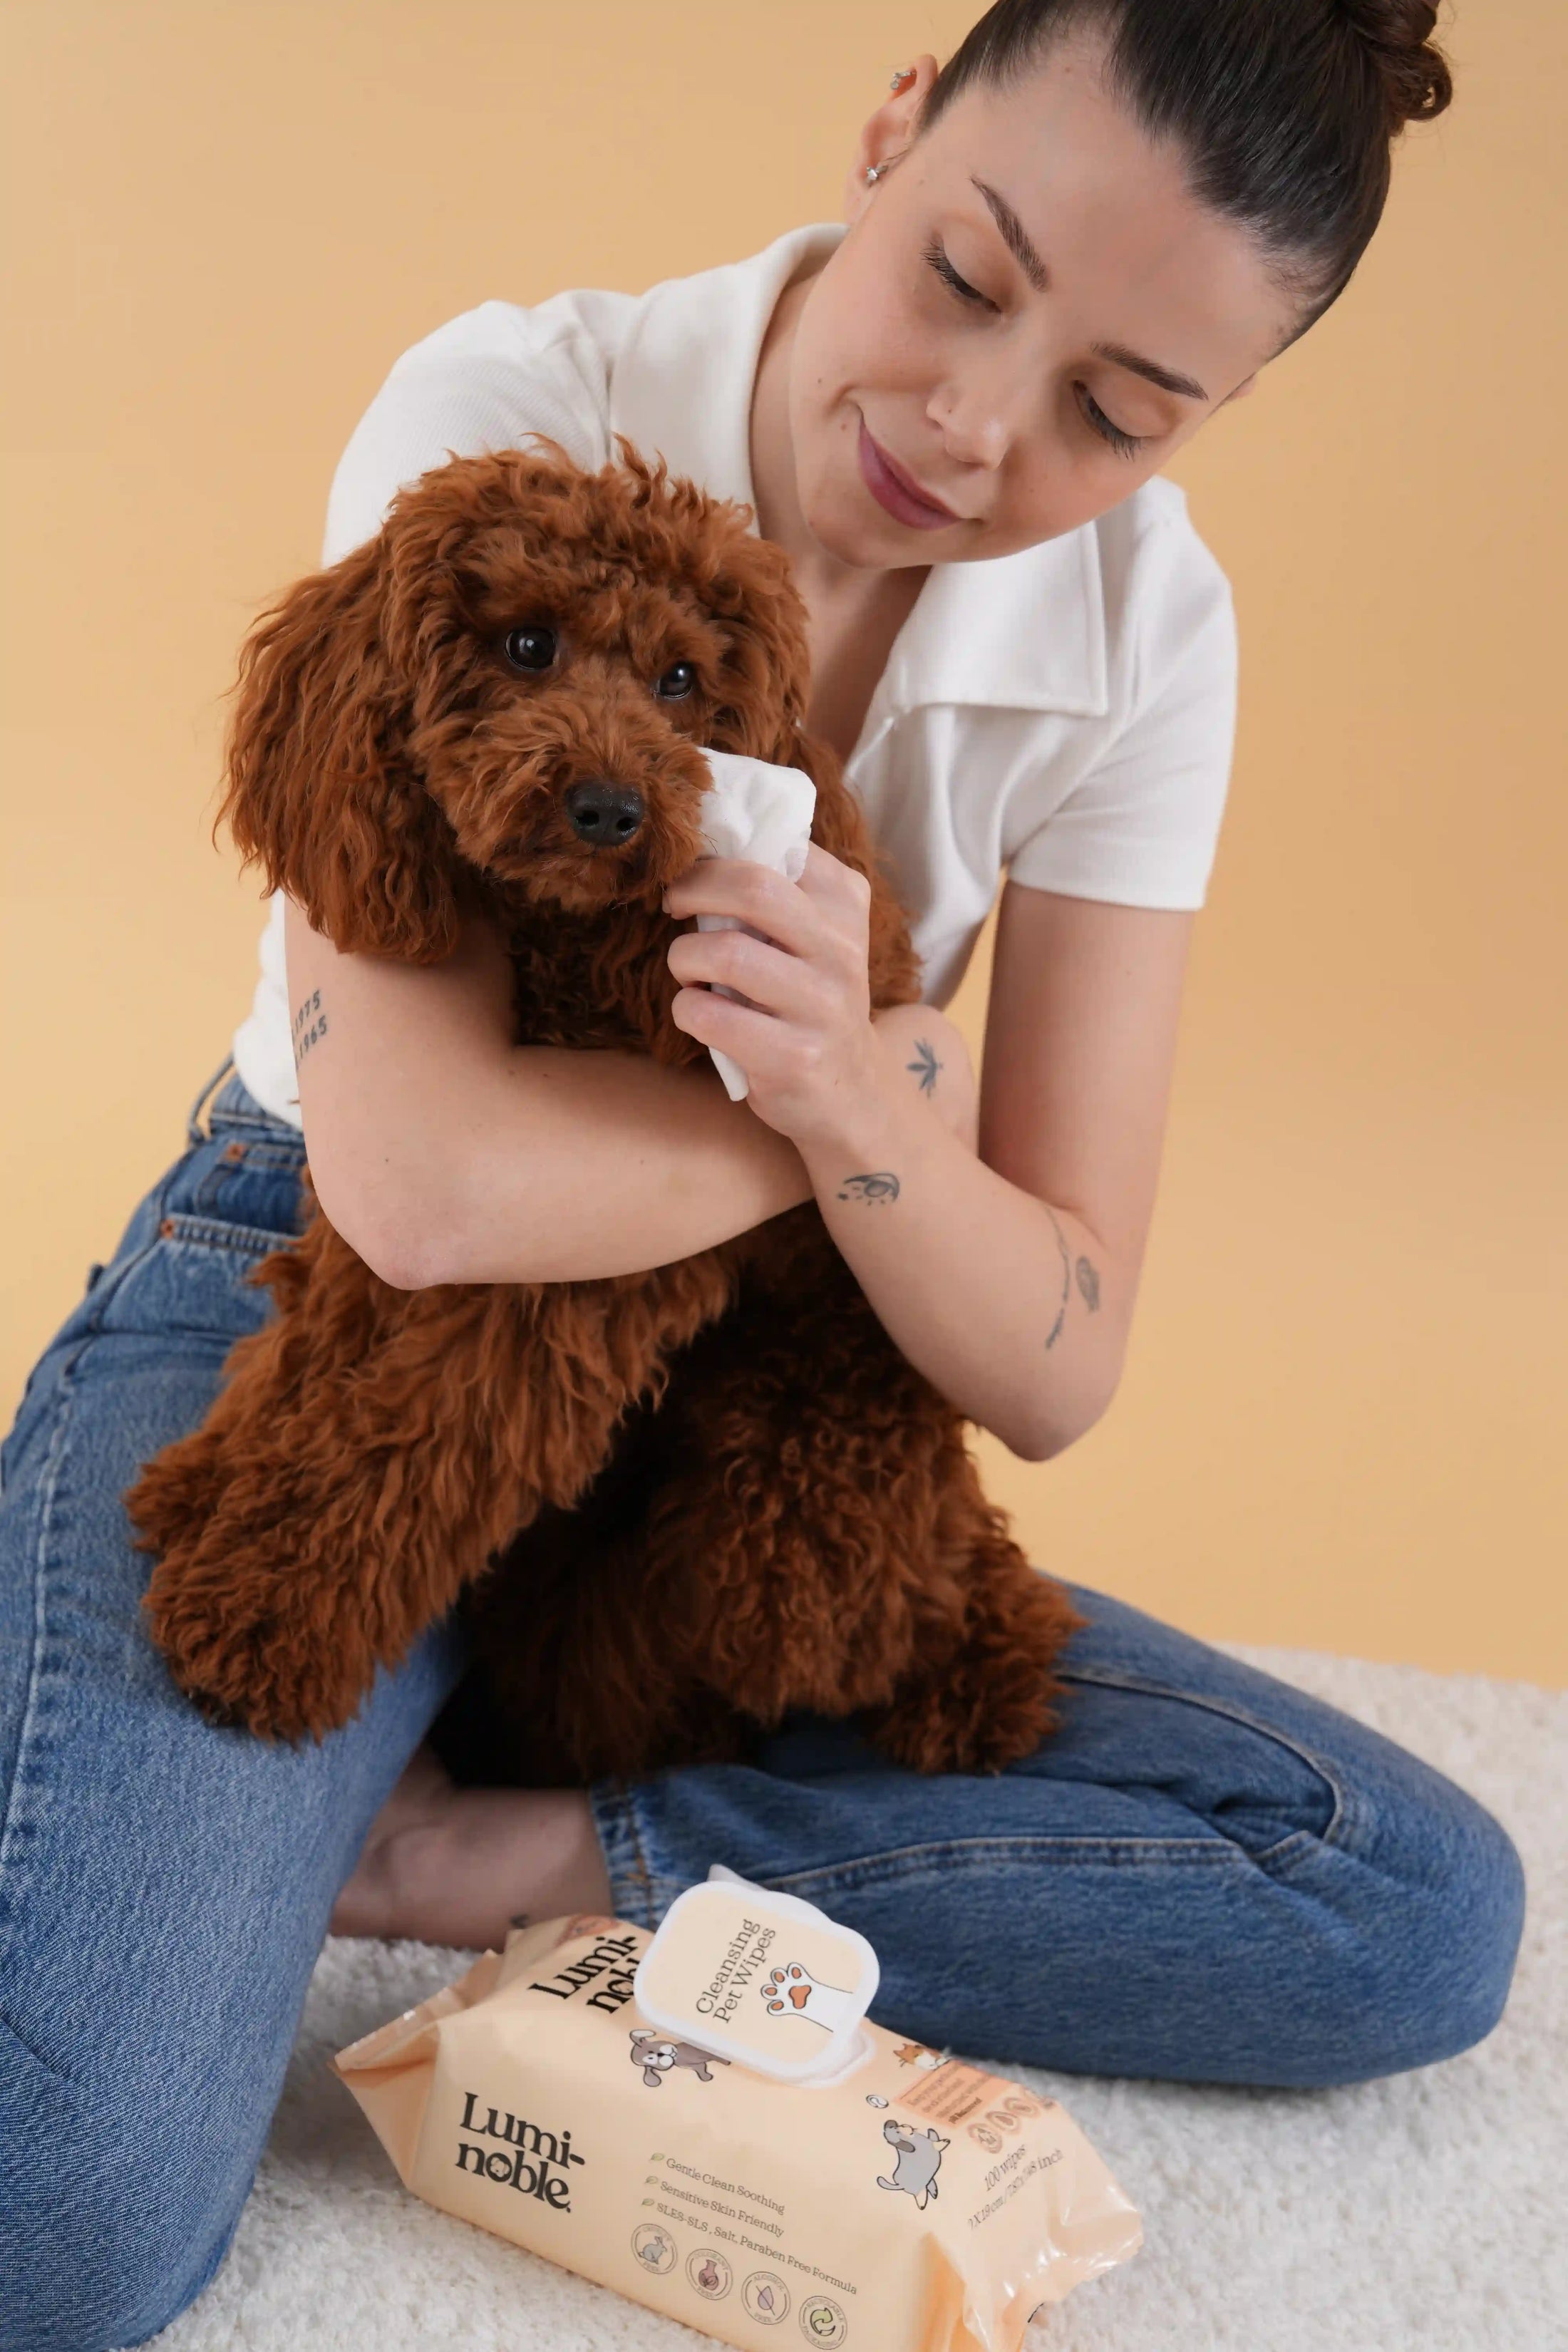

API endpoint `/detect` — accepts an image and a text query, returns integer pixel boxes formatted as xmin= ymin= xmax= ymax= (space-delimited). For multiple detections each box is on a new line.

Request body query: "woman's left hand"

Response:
xmin=663 ymin=842 xmax=882 ymax=1152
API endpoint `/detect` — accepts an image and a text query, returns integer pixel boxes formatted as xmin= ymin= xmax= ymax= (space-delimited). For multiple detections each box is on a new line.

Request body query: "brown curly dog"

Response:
xmin=125 ymin=440 xmax=1085 ymax=1781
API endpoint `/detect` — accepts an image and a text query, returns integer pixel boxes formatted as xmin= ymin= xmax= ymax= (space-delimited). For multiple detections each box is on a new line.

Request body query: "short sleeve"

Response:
xmin=319 ymin=294 xmax=629 ymax=567
xmin=1005 ymin=517 xmax=1239 ymax=911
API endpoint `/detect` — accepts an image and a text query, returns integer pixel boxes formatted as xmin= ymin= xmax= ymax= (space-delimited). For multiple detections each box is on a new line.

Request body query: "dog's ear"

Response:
xmin=697 ymin=525 xmax=813 ymax=770
xmin=216 ymin=532 xmax=464 ymax=961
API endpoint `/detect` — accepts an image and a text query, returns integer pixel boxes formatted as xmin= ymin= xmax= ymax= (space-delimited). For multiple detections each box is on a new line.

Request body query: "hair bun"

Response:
xmin=1336 ymin=0 xmax=1454 ymax=126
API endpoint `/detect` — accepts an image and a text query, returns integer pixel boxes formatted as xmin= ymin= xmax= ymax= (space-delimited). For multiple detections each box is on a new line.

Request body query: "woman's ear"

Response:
xmin=216 ymin=535 xmax=464 ymax=962
xmin=845 ymin=51 xmax=939 ymax=217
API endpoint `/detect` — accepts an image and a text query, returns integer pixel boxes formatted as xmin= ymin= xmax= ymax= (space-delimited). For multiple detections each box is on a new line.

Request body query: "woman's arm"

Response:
xmin=282 ymin=896 xmax=956 ymax=1287
xmin=662 ymin=857 xmax=1196 ymax=1465
xmin=806 ymin=885 xmax=1197 ymax=1463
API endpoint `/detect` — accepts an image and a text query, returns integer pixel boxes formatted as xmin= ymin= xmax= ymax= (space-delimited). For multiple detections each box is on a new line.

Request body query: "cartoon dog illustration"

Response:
xmin=761 ymin=1961 xmax=859 ymax=2033
xmin=876 ymin=2118 xmax=949 ymax=2209
xmin=628 ymin=2029 xmax=731 ymax=2089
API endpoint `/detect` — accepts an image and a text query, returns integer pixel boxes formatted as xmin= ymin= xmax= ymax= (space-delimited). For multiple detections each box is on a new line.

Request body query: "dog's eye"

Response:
xmin=654 ymin=661 xmax=696 ymax=700
xmin=503 ymin=626 xmax=557 ymax=671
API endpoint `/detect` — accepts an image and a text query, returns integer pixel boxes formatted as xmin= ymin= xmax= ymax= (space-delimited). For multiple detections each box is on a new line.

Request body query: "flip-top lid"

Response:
xmin=631 ymin=1864 xmax=880 ymax=2085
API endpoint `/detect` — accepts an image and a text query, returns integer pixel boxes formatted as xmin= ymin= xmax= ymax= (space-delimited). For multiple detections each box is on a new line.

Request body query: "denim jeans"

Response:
xmin=0 ymin=1058 xmax=1526 ymax=2352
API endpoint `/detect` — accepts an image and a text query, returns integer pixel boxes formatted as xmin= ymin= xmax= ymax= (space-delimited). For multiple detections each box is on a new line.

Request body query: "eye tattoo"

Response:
xmin=906 ymin=1038 xmax=942 ymax=1094
xmin=1076 ymin=1256 xmax=1101 ymax=1313
xmin=837 ymin=1172 xmax=901 ymax=1205
xmin=290 ymin=987 xmax=329 ymax=1070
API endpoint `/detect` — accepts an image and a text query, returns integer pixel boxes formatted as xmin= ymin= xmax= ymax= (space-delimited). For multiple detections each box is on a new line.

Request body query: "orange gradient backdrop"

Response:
xmin=3 ymin=0 xmax=1563 ymax=1680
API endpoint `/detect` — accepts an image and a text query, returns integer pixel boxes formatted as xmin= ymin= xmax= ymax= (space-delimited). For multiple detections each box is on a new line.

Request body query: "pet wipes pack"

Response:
xmin=334 ymin=1867 xmax=1143 ymax=2351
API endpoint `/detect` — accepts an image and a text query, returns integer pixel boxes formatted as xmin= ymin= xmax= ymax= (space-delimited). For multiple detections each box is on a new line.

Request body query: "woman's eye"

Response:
xmin=922 ymin=237 xmax=996 ymax=312
xmin=503 ymin=626 xmax=557 ymax=671
xmin=1078 ymin=390 xmax=1144 ymax=462
xmin=654 ymin=661 xmax=696 ymax=700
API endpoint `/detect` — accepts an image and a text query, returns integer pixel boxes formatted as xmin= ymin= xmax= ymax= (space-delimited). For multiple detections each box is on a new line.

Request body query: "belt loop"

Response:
xmin=187 ymin=1056 xmax=237 ymax=1146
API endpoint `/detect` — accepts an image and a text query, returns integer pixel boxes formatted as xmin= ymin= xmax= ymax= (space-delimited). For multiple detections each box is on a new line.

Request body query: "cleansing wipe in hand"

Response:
xmin=693 ymin=748 xmax=817 ymax=1101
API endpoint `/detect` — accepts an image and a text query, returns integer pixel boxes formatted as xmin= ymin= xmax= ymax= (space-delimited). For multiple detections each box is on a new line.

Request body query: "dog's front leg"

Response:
xmin=135 ymin=1265 xmax=672 ymax=1745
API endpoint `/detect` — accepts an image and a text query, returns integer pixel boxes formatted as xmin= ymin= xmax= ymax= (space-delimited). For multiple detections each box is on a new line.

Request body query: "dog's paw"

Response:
xmin=143 ymin=1560 xmax=375 ymax=1745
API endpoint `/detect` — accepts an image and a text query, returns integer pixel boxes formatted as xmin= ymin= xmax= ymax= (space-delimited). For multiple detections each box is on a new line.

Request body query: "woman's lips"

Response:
xmin=856 ymin=420 xmax=961 ymax=531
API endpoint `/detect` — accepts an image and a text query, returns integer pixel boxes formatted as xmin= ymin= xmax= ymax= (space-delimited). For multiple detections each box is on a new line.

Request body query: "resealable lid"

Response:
xmin=631 ymin=1864 xmax=880 ymax=2085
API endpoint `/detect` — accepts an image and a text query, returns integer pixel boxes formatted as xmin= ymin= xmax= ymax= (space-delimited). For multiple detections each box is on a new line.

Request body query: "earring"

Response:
xmin=867 ymin=161 xmax=888 ymax=182
xmin=889 ymin=66 xmax=914 ymax=90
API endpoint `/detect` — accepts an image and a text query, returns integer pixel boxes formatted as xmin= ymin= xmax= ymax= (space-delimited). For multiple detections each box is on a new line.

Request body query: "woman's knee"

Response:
xmin=0 ymin=2018 xmax=248 ymax=2351
xmin=1330 ymin=1771 xmax=1526 ymax=2084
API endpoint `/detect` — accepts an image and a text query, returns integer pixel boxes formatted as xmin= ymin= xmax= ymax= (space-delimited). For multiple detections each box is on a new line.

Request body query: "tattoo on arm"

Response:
xmin=837 ymin=1171 xmax=901 ymax=1205
xmin=1043 ymin=1205 xmax=1071 ymax=1349
xmin=1043 ymin=1212 xmax=1104 ymax=1349
xmin=906 ymin=1037 xmax=942 ymax=1095
xmin=291 ymin=986 xmax=329 ymax=1070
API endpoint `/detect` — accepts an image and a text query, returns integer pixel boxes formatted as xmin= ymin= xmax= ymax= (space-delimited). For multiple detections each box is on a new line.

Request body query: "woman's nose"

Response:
xmin=926 ymin=391 xmax=1007 ymax=470
xmin=927 ymin=356 xmax=1032 ymax=471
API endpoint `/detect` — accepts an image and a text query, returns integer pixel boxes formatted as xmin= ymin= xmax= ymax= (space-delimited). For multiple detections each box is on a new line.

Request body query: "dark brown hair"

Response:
xmin=918 ymin=0 xmax=1453 ymax=346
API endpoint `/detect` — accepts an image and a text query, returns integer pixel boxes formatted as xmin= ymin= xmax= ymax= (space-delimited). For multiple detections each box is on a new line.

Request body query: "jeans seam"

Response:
xmin=588 ymin=1776 xmax=659 ymax=1929
xmin=1056 ymin=1664 xmax=1352 ymax=1855
xmin=0 ymin=1354 xmax=82 ymax=2090
xmin=754 ymin=1835 xmax=1252 ymax=1907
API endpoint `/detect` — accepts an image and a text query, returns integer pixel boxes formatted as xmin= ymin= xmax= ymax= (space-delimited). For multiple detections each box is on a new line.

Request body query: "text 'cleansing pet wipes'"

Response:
xmin=632 ymin=1864 xmax=881 ymax=2085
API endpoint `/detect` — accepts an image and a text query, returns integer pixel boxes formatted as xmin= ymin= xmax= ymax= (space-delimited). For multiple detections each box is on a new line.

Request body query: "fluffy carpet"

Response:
xmin=153 ymin=1645 xmax=1567 ymax=2352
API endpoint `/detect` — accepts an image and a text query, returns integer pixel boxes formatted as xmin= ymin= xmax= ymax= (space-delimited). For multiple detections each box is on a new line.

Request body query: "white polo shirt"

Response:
xmin=232 ymin=220 xmax=1237 ymax=1129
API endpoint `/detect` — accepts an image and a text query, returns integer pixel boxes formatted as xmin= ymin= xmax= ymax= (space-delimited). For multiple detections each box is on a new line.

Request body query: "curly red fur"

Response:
xmin=126 ymin=441 xmax=1083 ymax=1774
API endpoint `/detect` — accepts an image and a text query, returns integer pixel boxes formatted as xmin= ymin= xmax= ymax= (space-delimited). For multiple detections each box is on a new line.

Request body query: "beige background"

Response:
xmin=3 ymin=1 xmax=1562 ymax=1681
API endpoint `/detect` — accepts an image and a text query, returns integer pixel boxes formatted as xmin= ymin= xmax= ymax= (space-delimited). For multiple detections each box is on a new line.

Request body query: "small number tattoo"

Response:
xmin=291 ymin=986 xmax=329 ymax=1068
xmin=1076 ymin=1256 xmax=1101 ymax=1313
xmin=837 ymin=1171 xmax=901 ymax=1205
xmin=906 ymin=1038 xmax=942 ymax=1095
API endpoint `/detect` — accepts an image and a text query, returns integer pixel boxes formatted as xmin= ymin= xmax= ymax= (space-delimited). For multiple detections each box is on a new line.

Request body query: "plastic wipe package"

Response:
xmin=693 ymin=747 xmax=817 ymax=1103
xmin=333 ymin=1869 xmax=1143 ymax=2351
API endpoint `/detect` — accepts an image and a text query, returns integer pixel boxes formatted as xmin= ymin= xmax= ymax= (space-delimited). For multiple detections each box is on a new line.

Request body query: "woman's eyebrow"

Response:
xmin=971 ymin=176 xmax=1051 ymax=292
xmin=1091 ymin=341 xmax=1208 ymax=402
xmin=970 ymin=175 xmax=1209 ymax=403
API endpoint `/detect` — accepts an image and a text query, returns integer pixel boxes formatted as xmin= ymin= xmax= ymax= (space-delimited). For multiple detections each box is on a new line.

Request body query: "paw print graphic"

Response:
xmin=761 ymin=1961 xmax=859 ymax=2033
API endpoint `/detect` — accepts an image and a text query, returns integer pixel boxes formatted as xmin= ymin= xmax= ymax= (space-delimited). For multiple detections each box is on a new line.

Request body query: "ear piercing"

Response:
xmin=870 ymin=63 xmax=916 ymax=177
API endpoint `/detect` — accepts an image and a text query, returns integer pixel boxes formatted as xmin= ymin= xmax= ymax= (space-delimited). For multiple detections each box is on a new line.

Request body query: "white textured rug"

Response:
xmin=155 ymin=1646 xmax=1568 ymax=2352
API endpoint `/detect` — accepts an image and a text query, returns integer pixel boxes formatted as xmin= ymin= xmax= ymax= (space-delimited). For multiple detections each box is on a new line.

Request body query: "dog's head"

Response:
xmin=218 ymin=438 xmax=814 ymax=960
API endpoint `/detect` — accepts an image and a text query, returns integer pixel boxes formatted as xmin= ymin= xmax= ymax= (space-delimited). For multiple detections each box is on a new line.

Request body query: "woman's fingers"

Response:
xmin=662 ymin=842 xmax=880 ymax=1143
xmin=667 ymin=922 xmax=836 ymax=1025
xmin=665 ymin=847 xmax=870 ymax=963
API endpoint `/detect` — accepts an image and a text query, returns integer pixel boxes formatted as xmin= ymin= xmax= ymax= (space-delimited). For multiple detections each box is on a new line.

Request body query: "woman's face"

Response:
xmin=788 ymin=33 xmax=1299 ymax=569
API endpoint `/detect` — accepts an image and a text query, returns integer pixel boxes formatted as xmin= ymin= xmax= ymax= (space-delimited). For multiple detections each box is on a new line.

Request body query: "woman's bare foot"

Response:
xmin=329 ymin=1738 xmax=614 ymax=1949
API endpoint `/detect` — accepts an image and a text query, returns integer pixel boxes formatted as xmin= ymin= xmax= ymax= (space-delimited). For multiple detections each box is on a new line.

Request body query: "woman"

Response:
xmin=0 ymin=6 xmax=1525 ymax=2347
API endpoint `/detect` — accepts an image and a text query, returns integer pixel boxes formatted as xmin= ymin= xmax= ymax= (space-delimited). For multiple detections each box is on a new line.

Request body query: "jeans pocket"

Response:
xmin=96 ymin=1138 xmax=309 ymax=1344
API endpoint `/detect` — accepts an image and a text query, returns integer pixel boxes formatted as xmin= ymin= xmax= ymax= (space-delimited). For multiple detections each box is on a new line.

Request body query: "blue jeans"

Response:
xmin=0 ymin=1059 xmax=1526 ymax=2352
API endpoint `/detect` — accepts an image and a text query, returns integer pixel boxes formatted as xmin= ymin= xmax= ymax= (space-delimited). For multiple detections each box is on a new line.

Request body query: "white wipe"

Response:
xmin=692 ymin=747 xmax=817 ymax=1101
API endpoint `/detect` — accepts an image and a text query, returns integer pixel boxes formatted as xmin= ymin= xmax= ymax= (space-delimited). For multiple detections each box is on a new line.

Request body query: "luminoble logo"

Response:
xmin=454 ymin=2088 xmax=587 ymax=2212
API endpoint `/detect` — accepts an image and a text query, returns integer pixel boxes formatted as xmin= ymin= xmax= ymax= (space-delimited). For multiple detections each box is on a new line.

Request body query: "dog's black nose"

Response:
xmin=564 ymin=781 xmax=645 ymax=846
